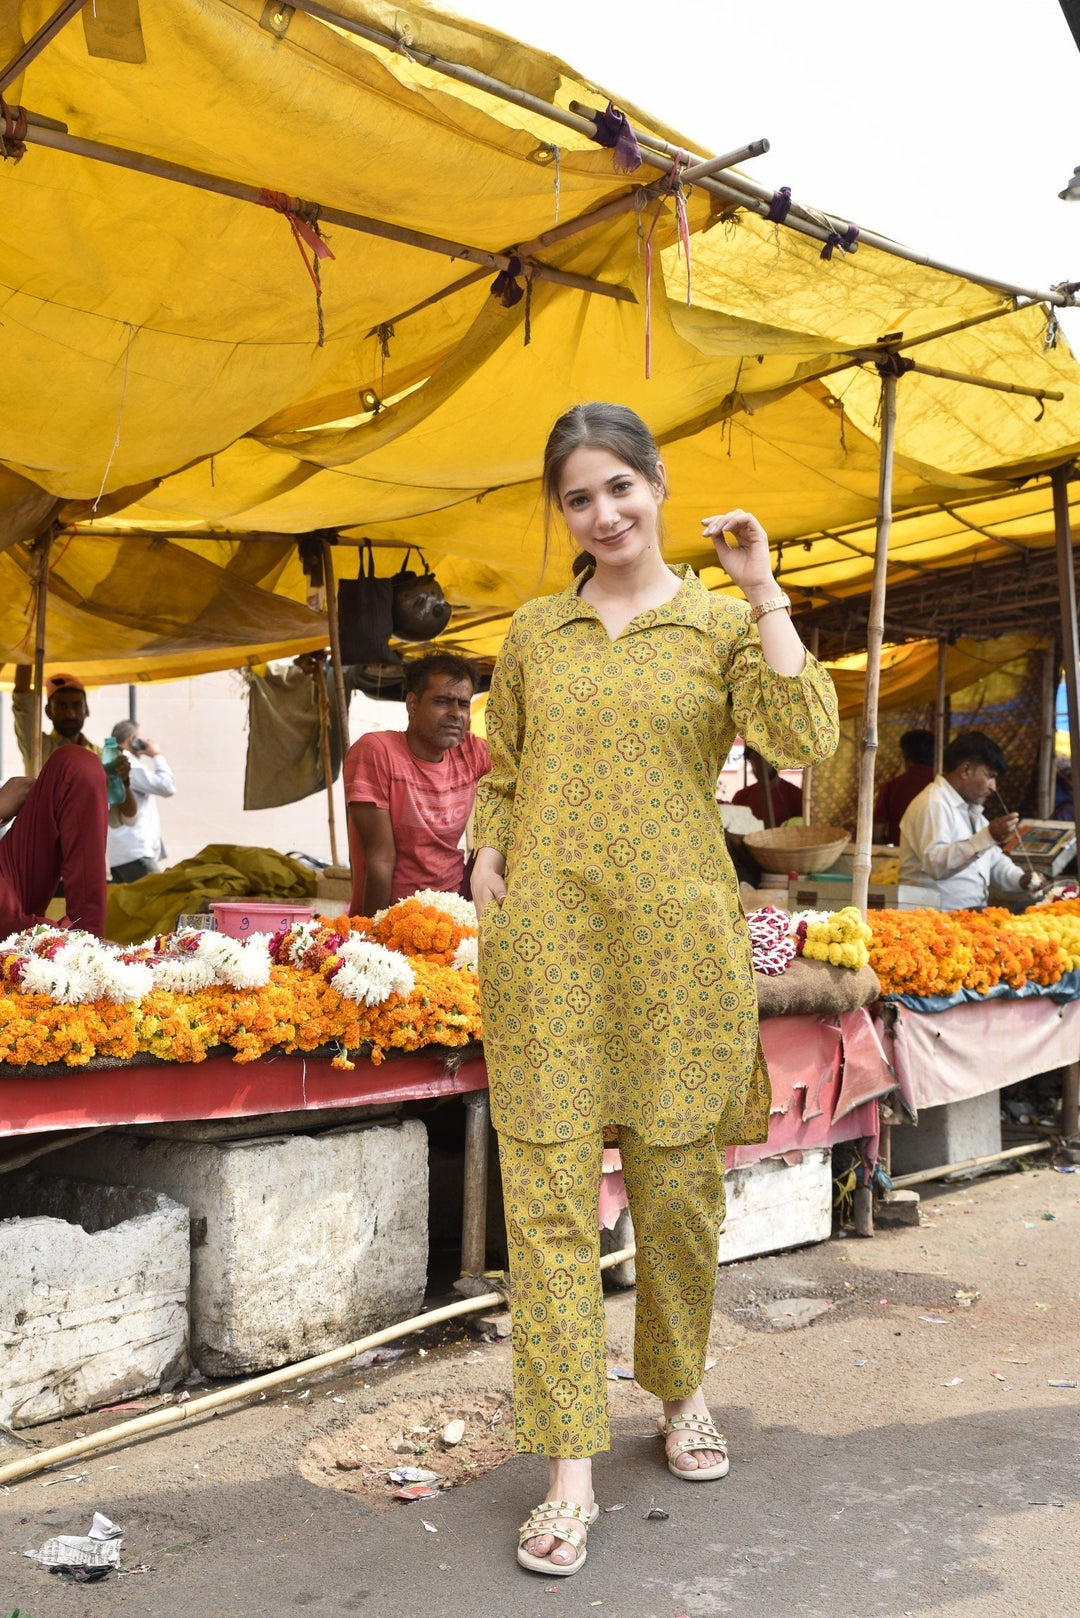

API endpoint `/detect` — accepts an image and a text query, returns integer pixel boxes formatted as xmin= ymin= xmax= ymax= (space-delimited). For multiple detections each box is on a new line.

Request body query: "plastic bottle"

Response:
xmin=100 ymin=735 xmax=127 ymax=807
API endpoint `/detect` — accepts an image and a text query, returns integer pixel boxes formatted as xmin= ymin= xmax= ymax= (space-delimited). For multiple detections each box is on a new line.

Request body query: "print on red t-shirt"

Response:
xmin=343 ymin=730 xmax=491 ymax=911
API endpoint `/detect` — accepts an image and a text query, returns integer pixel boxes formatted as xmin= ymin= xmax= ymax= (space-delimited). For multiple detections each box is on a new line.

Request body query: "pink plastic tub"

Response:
xmin=209 ymin=900 xmax=315 ymax=939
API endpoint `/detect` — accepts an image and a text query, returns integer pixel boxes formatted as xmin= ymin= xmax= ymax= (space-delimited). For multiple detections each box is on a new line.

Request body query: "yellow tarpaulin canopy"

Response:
xmin=3 ymin=0 xmax=1080 ymax=684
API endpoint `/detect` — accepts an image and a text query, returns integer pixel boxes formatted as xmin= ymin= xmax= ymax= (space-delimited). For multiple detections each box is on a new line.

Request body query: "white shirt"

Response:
xmin=899 ymin=773 xmax=1025 ymax=910
xmin=106 ymin=751 xmax=176 ymax=866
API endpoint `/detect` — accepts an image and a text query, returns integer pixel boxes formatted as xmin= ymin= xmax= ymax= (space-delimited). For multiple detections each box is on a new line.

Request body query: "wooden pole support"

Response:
xmin=1062 ymin=1060 xmax=1080 ymax=1139
xmin=320 ymin=537 xmax=351 ymax=755
xmin=853 ymin=1185 xmax=874 ymax=1237
xmin=28 ymin=530 xmax=53 ymax=779
xmin=851 ymin=367 xmax=898 ymax=914
xmin=460 ymin=1088 xmax=491 ymax=1278
xmin=1051 ymin=465 xmax=1080 ymax=844
xmin=1038 ymin=644 xmax=1057 ymax=820
xmin=313 ymin=653 xmax=340 ymax=868
xmin=802 ymin=626 xmax=820 ymax=823
xmin=0 ymin=0 xmax=89 ymax=93
xmin=934 ymin=637 xmax=948 ymax=777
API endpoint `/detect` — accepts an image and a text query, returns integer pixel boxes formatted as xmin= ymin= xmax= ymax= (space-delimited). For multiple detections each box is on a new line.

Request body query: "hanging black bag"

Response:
xmin=391 ymin=547 xmax=452 ymax=641
xmin=337 ymin=541 xmax=401 ymax=665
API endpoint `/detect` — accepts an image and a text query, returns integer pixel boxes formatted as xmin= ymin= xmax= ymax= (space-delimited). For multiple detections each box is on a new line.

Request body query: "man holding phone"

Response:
xmin=106 ymin=720 xmax=177 ymax=882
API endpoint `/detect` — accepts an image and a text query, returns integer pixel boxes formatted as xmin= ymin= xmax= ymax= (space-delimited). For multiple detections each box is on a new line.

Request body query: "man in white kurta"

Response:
xmin=899 ymin=729 xmax=1043 ymax=911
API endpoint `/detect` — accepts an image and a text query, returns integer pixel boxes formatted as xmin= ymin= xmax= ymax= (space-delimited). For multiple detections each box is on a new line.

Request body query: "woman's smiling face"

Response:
xmin=557 ymin=445 xmax=666 ymax=570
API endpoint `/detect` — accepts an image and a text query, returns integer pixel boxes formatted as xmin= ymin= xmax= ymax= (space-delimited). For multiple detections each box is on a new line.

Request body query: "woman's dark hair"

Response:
xmin=942 ymin=729 xmax=1007 ymax=777
xmin=403 ymin=652 xmax=476 ymax=697
xmin=899 ymin=728 xmax=935 ymax=767
xmin=541 ymin=402 xmax=667 ymax=576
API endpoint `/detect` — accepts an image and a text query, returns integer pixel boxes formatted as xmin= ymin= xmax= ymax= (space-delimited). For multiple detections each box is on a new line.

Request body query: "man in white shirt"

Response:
xmin=899 ymin=730 xmax=1043 ymax=911
xmin=106 ymin=721 xmax=177 ymax=883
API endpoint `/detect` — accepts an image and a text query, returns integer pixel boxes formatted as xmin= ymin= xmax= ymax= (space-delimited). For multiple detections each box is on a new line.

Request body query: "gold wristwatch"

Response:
xmin=749 ymin=592 xmax=792 ymax=622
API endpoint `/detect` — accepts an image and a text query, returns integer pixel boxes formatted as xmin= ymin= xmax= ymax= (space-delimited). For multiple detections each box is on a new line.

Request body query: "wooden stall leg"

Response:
xmin=853 ymin=1185 xmax=875 ymax=1237
xmin=1062 ymin=1060 xmax=1080 ymax=1139
xmin=460 ymin=1089 xmax=491 ymax=1278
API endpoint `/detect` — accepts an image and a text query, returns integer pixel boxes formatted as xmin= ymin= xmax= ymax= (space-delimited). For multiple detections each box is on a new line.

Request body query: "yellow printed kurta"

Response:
xmin=474 ymin=566 xmax=839 ymax=1147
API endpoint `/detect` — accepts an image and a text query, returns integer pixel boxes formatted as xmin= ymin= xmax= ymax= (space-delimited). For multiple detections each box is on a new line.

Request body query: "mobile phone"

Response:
xmin=129 ymin=736 xmax=147 ymax=752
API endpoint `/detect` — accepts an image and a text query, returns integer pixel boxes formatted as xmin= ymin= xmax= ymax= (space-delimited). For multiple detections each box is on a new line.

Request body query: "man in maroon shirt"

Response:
xmin=873 ymin=728 xmax=936 ymax=845
xmin=731 ymin=747 xmax=803 ymax=826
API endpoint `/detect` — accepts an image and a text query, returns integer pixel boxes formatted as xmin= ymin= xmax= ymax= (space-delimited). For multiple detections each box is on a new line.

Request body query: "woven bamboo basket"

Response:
xmin=743 ymin=824 xmax=850 ymax=875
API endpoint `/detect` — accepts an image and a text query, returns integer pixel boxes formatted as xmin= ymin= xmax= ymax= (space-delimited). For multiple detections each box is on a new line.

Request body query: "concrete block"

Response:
xmin=598 ymin=1150 xmax=833 ymax=1282
xmin=890 ymin=1090 xmax=1001 ymax=1178
xmin=717 ymin=1149 xmax=833 ymax=1266
xmin=50 ymin=1121 xmax=428 ymax=1376
xmin=0 ymin=1172 xmax=189 ymax=1428
xmin=876 ymin=1188 xmax=921 ymax=1226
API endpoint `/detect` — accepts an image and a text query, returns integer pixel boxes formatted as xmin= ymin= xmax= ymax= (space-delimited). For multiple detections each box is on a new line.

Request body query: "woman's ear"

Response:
xmin=654 ymin=459 xmax=669 ymax=501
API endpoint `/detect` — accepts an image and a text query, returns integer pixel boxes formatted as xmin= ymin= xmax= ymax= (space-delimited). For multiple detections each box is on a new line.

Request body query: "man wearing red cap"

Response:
xmin=2 ymin=669 xmax=134 ymax=939
xmin=13 ymin=666 xmax=100 ymax=765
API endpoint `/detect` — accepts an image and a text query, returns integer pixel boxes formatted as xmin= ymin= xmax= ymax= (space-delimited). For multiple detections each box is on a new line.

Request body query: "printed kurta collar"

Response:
xmin=543 ymin=563 xmax=716 ymax=637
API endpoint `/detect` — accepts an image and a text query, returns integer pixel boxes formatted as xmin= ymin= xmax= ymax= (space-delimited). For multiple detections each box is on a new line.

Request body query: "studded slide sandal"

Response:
xmin=517 ymin=1499 xmax=600 ymax=1575
xmin=658 ymin=1414 xmax=730 ymax=1481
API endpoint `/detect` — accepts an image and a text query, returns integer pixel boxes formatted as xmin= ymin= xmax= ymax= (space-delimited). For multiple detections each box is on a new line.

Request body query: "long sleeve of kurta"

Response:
xmin=474 ymin=613 xmax=526 ymax=858
xmin=723 ymin=604 xmax=839 ymax=769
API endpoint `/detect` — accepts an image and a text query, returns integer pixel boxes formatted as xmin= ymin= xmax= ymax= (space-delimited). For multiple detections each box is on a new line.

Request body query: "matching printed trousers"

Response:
xmin=497 ymin=1126 xmax=726 ymax=1457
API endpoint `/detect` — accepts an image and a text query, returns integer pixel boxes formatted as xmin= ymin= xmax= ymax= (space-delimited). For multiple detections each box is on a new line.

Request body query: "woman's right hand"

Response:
xmin=470 ymin=846 xmax=507 ymax=919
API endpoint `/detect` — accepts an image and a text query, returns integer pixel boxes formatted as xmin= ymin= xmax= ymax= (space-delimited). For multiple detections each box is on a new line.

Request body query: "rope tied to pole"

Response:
xmin=820 ymin=223 xmax=859 ymax=261
xmin=489 ymin=253 xmax=525 ymax=307
xmin=874 ymin=351 xmax=916 ymax=380
xmin=766 ymin=185 xmax=792 ymax=224
xmin=0 ymin=96 xmax=27 ymax=161
xmin=587 ymin=101 xmax=642 ymax=172
xmin=257 ymin=188 xmax=335 ymax=345
xmin=643 ymin=151 xmax=693 ymax=379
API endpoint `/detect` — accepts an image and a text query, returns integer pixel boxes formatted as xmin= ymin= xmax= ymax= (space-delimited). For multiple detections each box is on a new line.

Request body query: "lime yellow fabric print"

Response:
xmin=475 ymin=566 xmax=839 ymax=1148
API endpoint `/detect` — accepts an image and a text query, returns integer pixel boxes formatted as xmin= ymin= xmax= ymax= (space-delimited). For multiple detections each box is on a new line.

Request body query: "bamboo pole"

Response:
xmin=320 ymin=537 xmax=351 ymax=754
xmin=1051 ymin=464 xmax=1080 ymax=842
xmin=16 ymin=121 xmax=631 ymax=304
xmin=0 ymin=1245 xmax=636 ymax=1486
xmin=1038 ymin=644 xmax=1057 ymax=819
xmin=902 ymin=361 xmax=1063 ymax=403
xmin=851 ymin=366 xmax=899 ymax=915
xmin=313 ymin=652 xmax=340 ymax=867
xmin=934 ymin=637 xmax=948 ymax=777
xmin=802 ymin=626 xmax=820 ymax=823
xmin=890 ymin=1139 xmax=1051 ymax=1190
xmin=28 ymin=530 xmax=53 ymax=779
xmin=0 ymin=0 xmax=89 ymax=92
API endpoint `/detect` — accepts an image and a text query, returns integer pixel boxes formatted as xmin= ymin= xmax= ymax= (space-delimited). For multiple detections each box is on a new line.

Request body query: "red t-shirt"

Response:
xmin=874 ymin=764 xmax=935 ymax=845
xmin=344 ymin=730 xmax=491 ymax=911
xmin=731 ymin=776 xmax=804 ymax=825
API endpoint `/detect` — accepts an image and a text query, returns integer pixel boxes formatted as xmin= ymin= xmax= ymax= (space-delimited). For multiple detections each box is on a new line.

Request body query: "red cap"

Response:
xmin=45 ymin=673 xmax=87 ymax=697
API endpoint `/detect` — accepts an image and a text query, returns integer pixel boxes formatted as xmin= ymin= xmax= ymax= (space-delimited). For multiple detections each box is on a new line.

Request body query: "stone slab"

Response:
xmin=0 ymin=1172 xmax=189 ymax=1428
xmin=50 ymin=1120 xmax=428 ymax=1376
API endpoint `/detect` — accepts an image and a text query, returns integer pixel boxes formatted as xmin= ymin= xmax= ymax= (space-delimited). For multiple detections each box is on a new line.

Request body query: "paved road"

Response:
xmin=4 ymin=1165 xmax=1079 ymax=1618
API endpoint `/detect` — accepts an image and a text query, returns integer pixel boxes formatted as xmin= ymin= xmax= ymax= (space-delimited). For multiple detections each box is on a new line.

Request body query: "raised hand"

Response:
xmin=701 ymin=509 xmax=776 ymax=597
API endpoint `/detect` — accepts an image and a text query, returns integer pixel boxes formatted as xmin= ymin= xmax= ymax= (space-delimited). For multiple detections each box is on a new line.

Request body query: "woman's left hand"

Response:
xmin=702 ymin=509 xmax=777 ymax=598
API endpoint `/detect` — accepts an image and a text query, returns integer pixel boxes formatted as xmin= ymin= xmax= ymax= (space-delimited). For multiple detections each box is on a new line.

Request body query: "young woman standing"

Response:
xmin=471 ymin=402 xmax=839 ymax=1576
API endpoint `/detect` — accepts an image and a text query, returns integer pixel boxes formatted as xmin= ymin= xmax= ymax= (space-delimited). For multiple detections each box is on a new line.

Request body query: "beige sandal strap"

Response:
xmin=664 ymin=1416 xmax=727 ymax=1455
xmin=518 ymin=1500 xmax=592 ymax=1548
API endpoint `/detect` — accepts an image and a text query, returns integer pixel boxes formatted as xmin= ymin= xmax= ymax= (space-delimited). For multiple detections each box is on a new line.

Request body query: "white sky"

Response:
xmin=444 ymin=0 xmax=1080 ymax=330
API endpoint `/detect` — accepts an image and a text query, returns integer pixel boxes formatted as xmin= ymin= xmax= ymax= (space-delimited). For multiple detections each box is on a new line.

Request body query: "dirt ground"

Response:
xmin=3 ymin=1159 xmax=1079 ymax=1618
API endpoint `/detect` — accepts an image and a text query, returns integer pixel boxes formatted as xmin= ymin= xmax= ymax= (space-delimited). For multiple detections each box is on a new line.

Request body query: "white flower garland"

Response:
xmin=329 ymin=937 xmax=415 ymax=1006
xmin=451 ymin=935 xmax=479 ymax=973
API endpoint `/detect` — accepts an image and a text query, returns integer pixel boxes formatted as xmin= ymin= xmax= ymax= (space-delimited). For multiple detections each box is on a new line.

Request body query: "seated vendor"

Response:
xmin=873 ymin=728 xmax=935 ymax=845
xmin=13 ymin=667 xmax=101 ymax=766
xmin=344 ymin=654 xmax=491 ymax=915
xmin=899 ymin=729 xmax=1043 ymax=910
xmin=730 ymin=747 xmax=803 ymax=825
xmin=0 ymin=746 xmax=127 ymax=938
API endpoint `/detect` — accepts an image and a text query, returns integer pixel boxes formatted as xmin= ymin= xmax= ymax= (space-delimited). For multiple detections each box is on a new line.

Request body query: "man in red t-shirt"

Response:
xmin=344 ymin=654 xmax=491 ymax=915
xmin=731 ymin=748 xmax=803 ymax=826
xmin=873 ymin=728 xmax=935 ymax=845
